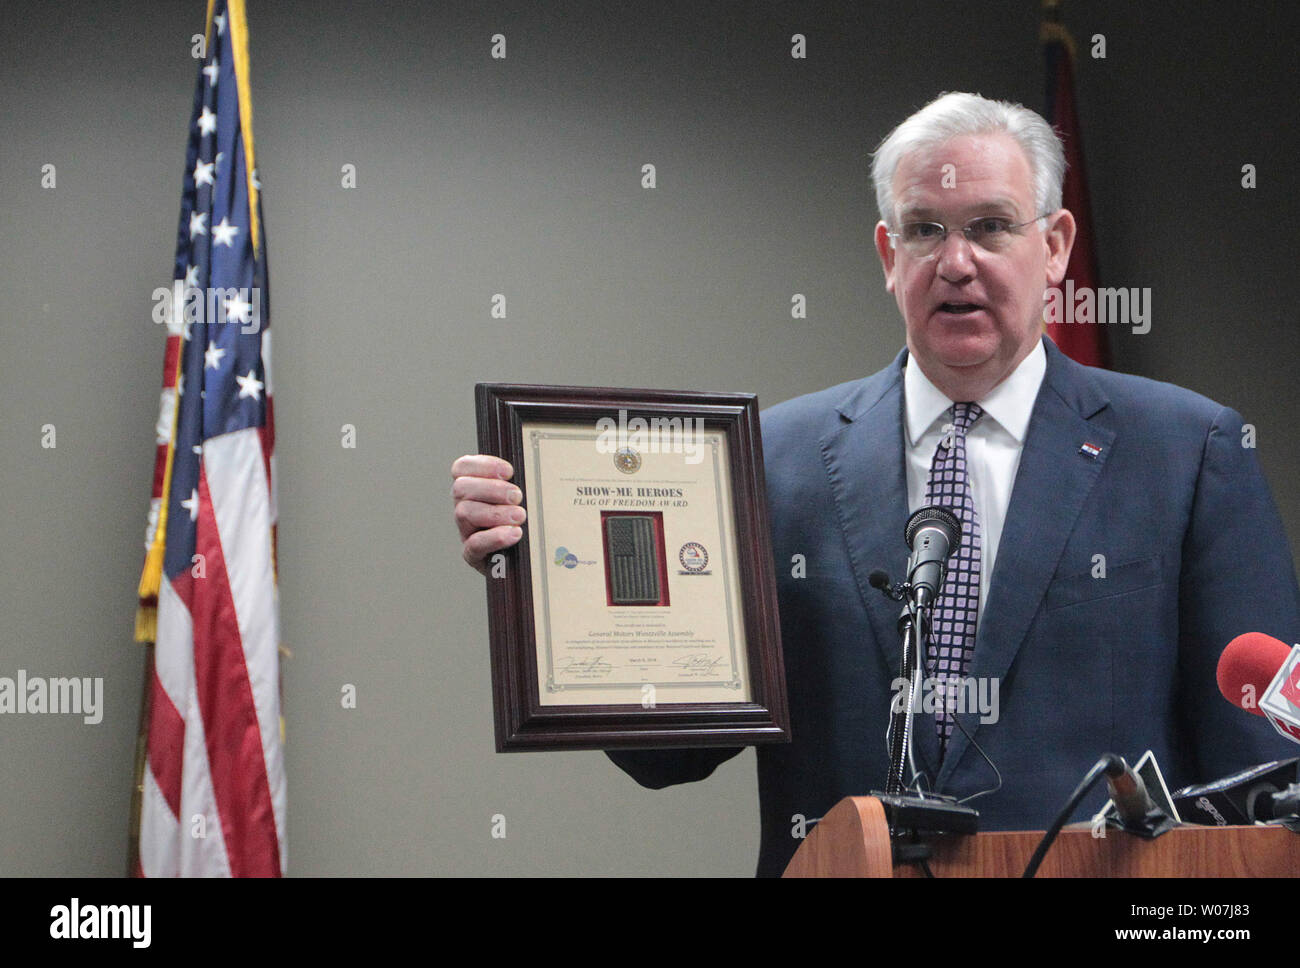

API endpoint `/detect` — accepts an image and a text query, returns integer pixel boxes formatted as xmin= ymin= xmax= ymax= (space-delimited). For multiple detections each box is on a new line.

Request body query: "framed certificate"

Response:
xmin=475 ymin=383 xmax=789 ymax=751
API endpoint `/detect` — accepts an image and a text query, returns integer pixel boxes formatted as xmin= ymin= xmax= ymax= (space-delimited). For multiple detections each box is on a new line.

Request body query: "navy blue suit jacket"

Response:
xmin=609 ymin=338 xmax=1300 ymax=877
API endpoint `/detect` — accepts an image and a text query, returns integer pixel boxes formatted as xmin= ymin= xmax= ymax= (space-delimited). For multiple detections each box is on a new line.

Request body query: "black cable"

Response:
xmin=1022 ymin=754 xmax=1121 ymax=878
xmin=912 ymin=604 xmax=1001 ymax=804
xmin=953 ymin=709 xmax=1003 ymax=804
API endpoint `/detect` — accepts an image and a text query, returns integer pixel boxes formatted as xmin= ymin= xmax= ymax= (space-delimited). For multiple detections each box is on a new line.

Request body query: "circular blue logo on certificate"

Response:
xmin=678 ymin=542 xmax=709 ymax=573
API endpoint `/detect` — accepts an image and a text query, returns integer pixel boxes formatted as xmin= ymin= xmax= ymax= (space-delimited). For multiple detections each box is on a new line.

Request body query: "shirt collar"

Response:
xmin=904 ymin=338 xmax=1047 ymax=446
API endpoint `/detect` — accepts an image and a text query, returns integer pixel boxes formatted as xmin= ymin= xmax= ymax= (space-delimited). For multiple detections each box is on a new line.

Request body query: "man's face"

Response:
xmin=874 ymin=132 xmax=1075 ymax=397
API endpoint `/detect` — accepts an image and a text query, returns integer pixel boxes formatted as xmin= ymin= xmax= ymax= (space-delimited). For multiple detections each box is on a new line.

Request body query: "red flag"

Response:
xmin=1042 ymin=18 xmax=1110 ymax=368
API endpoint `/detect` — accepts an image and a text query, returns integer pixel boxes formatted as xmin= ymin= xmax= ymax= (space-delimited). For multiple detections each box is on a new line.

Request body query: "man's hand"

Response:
xmin=451 ymin=455 xmax=526 ymax=576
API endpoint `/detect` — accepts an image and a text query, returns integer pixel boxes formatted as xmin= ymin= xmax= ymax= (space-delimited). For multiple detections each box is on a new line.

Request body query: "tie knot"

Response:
xmin=951 ymin=402 xmax=982 ymax=433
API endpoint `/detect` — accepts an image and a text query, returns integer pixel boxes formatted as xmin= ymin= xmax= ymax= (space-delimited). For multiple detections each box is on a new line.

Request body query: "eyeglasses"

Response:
xmin=886 ymin=213 xmax=1051 ymax=257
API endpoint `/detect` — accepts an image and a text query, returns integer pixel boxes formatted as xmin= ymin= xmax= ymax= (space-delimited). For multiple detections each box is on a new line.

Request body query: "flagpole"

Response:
xmin=126 ymin=644 xmax=153 ymax=875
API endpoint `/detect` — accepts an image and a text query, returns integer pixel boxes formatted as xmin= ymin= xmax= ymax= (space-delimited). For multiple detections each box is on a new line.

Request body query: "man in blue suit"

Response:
xmin=452 ymin=93 xmax=1300 ymax=876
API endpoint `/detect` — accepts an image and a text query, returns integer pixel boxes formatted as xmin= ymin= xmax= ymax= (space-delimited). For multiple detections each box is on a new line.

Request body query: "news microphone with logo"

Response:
xmin=1217 ymin=632 xmax=1300 ymax=743
xmin=903 ymin=506 xmax=961 ymax=609
xmin=1172 ymin=758 xmax=1299 ymax=825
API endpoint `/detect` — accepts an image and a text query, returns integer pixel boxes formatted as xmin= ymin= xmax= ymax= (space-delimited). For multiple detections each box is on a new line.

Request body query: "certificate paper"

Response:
xmin=522 ymin=419 xmax=750 ymax=706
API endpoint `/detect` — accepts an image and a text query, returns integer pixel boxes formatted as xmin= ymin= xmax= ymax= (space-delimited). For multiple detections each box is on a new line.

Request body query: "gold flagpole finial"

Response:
xmin=1040 ymin=0 xmax=1074 ymax=57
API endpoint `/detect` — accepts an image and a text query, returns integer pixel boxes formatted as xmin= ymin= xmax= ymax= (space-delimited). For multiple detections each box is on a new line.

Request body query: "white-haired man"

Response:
xmin=452 ymin=92 xmax=1299 ymax=876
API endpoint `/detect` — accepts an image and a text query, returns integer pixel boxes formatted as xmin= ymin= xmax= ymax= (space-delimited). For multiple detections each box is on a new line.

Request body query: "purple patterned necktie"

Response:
xmin=923 ymin=401 xmax=983 ymax=754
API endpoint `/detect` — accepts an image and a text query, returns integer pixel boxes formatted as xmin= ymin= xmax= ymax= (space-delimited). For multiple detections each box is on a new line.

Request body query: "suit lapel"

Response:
xmin=818 ymin=350 xmax=943 ymax=778
xmin=937 ymin=339 xmax=1114 ymax=785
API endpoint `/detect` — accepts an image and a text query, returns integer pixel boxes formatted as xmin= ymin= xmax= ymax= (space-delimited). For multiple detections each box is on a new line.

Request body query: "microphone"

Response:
xmin=1102 ymin=754 xmax=1159 ymax=827
xmin=1255 ymin=784 xmax=1300 ymax=822
xmin=903 ymin=506 xmax=962 ymax=609
xmin=871 ymin=505 xmax=980 ymax=835
xmin=1172 ymin=758 xmax=1299 ymax=825
xmin=1217 ymin=632 xmax=1300 ymax=743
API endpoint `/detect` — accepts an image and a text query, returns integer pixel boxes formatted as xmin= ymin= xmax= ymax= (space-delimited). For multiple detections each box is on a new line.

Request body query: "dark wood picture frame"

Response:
xmin=475 ymin=383 xmax=789 ymax=751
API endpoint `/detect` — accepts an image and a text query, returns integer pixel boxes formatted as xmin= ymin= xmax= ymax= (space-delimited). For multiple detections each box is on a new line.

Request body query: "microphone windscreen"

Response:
xmin=1217 ymin=632 xmax=1293 ymax=715
xmin=904 ymin=506 xmax=961 ymax=552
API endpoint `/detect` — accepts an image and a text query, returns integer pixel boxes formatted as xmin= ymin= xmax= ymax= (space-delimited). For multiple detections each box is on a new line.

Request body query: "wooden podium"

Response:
xmin=783 ymin=796 xmax=1300 ymax=877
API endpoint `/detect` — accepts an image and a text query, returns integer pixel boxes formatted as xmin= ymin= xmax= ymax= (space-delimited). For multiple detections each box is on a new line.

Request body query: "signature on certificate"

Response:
xmin=671 ymin=654 xmax=725 ymax=674
xmin=559 ymin=656 xmax=614 ymax=677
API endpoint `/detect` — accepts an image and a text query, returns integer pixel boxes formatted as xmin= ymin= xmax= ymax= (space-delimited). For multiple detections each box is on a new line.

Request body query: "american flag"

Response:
xmin=132 ymin=0 xmax=285 ymax=877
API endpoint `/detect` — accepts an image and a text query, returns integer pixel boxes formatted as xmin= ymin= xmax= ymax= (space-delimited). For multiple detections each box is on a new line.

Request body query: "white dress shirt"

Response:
xmin=904 ymin=340 xmax=1047 ymax=620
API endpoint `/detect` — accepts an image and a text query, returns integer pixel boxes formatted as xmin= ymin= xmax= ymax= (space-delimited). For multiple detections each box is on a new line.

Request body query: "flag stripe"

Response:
xmin=152 ymin=444 xmax=168 ymax=493
xmin=145 ymin=667 xmax=185 ymax=817
xmin=258 ymin=417 xmax=274 ymax=517
xmin=153 ymin=572 xmax=195 ymax=713
xmin=191 ymin=462 xmax=281 ymax=876
xmin=177 ymin=682 xmax=232 ymax=877
xmin=203 ymin=429 xmax=287 ymax=865
xmin=139 ymin=767 xmax=179 ymax=877
xmin=146 ymin=573 xmax=196 ymax=836
xmin=162 ymin=334 xmax=181 ymax=389
xmin=149 ymin=570 xmax=228 ymax=877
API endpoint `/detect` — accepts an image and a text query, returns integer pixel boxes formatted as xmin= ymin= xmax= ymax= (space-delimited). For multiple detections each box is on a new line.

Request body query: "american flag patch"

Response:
xmin=1079 ymin=442 xmax=1102 ymax=459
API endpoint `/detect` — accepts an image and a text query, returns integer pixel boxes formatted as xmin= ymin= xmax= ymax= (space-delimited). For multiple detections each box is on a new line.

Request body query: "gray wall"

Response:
xmin=1 ymin=0 xmax=1296 ymax=875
